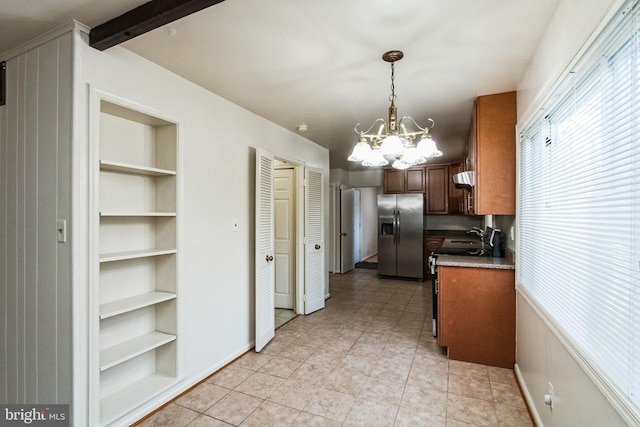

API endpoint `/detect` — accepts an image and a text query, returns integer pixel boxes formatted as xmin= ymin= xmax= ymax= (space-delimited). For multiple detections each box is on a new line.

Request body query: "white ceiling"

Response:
xmin=1 ymin=0 xmax=560 ymax=170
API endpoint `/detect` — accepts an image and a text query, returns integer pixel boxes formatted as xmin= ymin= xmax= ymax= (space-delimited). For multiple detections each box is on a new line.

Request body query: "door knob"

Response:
xmin=315 ymin=244 xmax=321 ymax=250
xmin=340 ymin=233 xmax=348 ymax=236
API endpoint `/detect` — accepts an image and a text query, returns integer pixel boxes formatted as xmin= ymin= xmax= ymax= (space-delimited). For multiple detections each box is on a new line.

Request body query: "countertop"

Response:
xmin=435 ymin=252 xmax=515 ymax=270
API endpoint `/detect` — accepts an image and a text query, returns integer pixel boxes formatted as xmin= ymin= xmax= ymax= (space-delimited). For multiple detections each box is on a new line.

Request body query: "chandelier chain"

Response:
xmin=389 ymin=62 xmax=396 ymax=103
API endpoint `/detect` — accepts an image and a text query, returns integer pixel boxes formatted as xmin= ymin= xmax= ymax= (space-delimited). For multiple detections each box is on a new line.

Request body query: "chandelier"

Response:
xmin=348 ymin=50 xmax=442 ymax=170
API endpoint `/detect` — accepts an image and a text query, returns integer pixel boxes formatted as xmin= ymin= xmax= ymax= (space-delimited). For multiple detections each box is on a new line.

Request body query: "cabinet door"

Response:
xmin=473 ymin=92 xmax=516 ymax=214
xmin=405 ymin=167 xmax=426 ymax=193
xmin=383 ymin=169 xmax=405 ymax=194
xmin=426 ymin=165 xmax=448 ymax=214
xmin=438 ymin=266 xmax=515 ymax=368
xmin=448 ymin=162 xmax=464 ymax=214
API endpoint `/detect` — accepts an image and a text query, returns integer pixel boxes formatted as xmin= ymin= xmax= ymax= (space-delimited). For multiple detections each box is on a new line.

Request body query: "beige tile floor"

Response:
xmin=275 ymin=309 xmax=298 ymax=329
xmin=137 ymin=268 xmax=532 ymax=427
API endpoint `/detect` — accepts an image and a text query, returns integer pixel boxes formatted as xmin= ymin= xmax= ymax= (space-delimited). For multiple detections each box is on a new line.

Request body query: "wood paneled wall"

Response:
xmin=0 ymin=33 xmax=73 ymax=405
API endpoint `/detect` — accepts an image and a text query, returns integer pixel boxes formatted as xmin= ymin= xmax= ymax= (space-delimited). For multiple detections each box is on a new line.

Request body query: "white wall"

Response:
xmin=357 ymin=187 xmax=381 ymax=260
xmin=0 ymin=31 xmax=74 ymax=408
xmin=77 ymin=35 xmax=329 ymax=425
xmin=515 ymin=0 xmax=628 ymax=425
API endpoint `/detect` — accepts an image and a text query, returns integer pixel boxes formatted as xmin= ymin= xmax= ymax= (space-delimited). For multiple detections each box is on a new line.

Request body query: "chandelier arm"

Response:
xmin=355 ymin=118 xmax=388 ymax=137
xmin=398 ymin=116 xmax=435 ymax=132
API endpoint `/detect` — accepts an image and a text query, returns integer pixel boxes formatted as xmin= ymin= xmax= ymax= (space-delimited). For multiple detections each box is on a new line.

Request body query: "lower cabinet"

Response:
xmin=437 ymin=266 xmax=515 ymax=368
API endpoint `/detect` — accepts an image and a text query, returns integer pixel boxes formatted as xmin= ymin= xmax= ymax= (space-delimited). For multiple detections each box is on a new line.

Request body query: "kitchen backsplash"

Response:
xmin=424 ymin=215 xmax=483 ymax=231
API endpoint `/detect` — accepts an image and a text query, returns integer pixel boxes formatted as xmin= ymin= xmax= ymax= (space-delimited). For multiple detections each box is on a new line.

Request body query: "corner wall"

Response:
xmin=515 ymin=0 xmax=628 ymax=425
xmin=0 ymin=31 xmax=74 ymax=408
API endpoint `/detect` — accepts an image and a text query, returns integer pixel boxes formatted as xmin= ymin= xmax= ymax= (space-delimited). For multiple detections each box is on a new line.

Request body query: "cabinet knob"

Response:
xmin=315 ymin=244 xmax=321 ymax=250
xmin=266 ymin=255 xmax=273 ymax=262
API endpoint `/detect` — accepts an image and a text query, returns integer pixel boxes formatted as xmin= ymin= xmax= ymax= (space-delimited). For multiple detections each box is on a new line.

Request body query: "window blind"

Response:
xmin=519 ymin=0 xmax=640 ymax=418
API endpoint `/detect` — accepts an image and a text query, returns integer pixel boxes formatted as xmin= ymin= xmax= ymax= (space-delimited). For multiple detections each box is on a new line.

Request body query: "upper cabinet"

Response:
xmin=468 ymin=91 xmax=517 ymax=215
xmin=425 ymin=165 xmax=449 ymax=214
xmin=448 ymin=162 xmax=465 ymax=215
xmin=383 ymin=166 xmax=425 ymax=194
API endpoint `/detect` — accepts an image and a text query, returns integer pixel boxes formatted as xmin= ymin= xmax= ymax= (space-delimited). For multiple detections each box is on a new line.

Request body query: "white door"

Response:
xmin=304 ymin=167 xmax=325 ymax=314
xmin=340 ymin=188 xmax=355 ymax=273
xmin=274 ymin=167 xmax=295 ymax=309
xmin=255 ymin=149 xmax=275 ymax=352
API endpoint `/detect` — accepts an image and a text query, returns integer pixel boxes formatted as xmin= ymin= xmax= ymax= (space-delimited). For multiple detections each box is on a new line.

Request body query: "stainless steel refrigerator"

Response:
xmin=377 ymin=194 xmax=424 ymax=279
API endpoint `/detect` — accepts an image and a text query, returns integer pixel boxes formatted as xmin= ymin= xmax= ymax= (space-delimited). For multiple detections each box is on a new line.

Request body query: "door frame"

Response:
xmin=273 ymin=155 xmax=305 ymax=315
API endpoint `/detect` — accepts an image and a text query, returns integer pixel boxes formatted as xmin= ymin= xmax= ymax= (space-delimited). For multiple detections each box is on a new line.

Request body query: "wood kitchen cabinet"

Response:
xmin=425 ymin=165 xmax=448 ymax=214
xmin=448 ymin=162 xmax=465 ymax=214
xmin=437 ymin=266 xmax=515 ymax=368
xmin=467 ymin=91 xmax=517 ymax=215
xmin=383 ymin=166 xmax=425 ymax=194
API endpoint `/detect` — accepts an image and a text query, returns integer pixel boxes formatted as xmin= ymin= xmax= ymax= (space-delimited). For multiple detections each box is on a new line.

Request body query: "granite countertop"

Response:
xmin=436 ymin=252 xmax=515 ymax=270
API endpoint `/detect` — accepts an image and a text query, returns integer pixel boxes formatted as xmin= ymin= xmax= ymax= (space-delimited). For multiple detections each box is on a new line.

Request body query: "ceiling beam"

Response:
xmin=89 ymin=0 xmax=225 ymax=51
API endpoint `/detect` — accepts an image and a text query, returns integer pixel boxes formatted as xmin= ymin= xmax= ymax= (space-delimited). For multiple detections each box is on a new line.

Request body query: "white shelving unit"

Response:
xmin=96 ymin=100 xmax=179 ymax=426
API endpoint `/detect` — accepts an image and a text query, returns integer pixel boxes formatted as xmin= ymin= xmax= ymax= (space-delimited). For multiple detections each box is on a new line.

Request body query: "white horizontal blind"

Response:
xmin=519 ymin=0 xmax=640 ymax=414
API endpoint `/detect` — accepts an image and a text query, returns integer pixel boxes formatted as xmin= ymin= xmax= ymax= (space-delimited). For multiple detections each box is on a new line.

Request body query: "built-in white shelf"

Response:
xmin=96 ymin=99 xmax=179 ymax=425
xmin=100 ymin=212 xmax=176 ymax=217
xmin=100 ymin=160 xmax=176 ymax=176
xmin=100 ymin=372 xmax=177 ymax=426
xmin=100 ymin=331 xmax=176 ymax=372
xmin=100 ymin=291 xmax=177 ymax=320
xmin=99 ymin=248 xmax=177 ymax=263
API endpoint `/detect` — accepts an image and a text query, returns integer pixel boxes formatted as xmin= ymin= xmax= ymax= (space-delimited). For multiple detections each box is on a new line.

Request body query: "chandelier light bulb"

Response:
xmin=416 ymin=135 xmax=443 ymax=158
xmin=392 ymin=159 xmax=411 ymax=170
xmin=400 ymin=146 xmax=427 ymax=166
xmin=362 ymin=150 xmax=389 ymax=167
xmin=348 ymin=140 xmax=372 ymax=162
xmin=380 ymin=134 xmax=406 ymax=156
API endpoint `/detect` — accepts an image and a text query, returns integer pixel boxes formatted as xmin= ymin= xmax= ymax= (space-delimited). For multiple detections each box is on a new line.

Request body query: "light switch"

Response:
xmin=232 ymin=218 xmax=239 ymax=232
xmin=57 ymin=219 xmax=67 ymax=243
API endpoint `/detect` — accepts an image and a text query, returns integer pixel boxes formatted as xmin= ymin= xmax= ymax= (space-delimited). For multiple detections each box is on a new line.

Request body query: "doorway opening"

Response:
xmin=274 ymin=159 xmax=300 ymax=327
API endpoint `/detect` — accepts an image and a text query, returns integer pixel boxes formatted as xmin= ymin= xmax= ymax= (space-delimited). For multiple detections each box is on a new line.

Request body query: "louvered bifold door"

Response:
xmin=255 ymin=149 xmax=275 ymax=352
xmin=304 ymin=167 xmax=325 ymax=314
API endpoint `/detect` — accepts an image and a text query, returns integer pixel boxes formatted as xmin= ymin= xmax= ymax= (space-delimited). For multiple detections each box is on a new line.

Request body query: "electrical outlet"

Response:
xmin=546 ymin=382 xmax=554 ymax=410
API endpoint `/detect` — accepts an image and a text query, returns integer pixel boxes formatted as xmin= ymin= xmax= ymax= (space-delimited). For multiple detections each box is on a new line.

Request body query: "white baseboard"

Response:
xmin=515 ymin=363 xmax=543 ymax=427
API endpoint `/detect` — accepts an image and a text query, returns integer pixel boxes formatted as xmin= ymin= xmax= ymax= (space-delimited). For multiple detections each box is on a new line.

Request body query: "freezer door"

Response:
xmin=377 ymin=194 xmax=397 ymax=276
xmin=396 ymin=194 xmax=424 ymax=279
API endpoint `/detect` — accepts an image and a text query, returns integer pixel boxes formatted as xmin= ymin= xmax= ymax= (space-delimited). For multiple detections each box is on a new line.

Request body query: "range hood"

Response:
xmin=453 ymin=171 xmax=474 ymax=190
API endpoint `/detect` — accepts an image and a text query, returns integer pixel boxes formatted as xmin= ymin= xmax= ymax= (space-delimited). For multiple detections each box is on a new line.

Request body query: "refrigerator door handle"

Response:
xmin=396 ymin=209 xmax=401 ymax=245
xmin=393 ymin=210 xmax=398 ymax=245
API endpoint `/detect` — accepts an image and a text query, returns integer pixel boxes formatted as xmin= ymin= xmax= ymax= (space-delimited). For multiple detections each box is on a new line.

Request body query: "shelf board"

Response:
xmin=100 ymin=160 xmax=176 ymax=176
xmin=100 ymin=248 xmax=177 ymax=263
xmin=100 ymin=331 xmax=176 ymax=372
xmin=100 ymin=372 xmax=178 ymax=426
xmin=100 ymin=291 xmax=177 ymax=319
xmin=100 ymin=212 xmax=176 ymax=217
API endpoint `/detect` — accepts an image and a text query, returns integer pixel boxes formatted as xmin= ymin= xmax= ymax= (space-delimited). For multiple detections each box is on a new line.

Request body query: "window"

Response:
xmin=519 ymin=0 xmax=640 ymax=420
